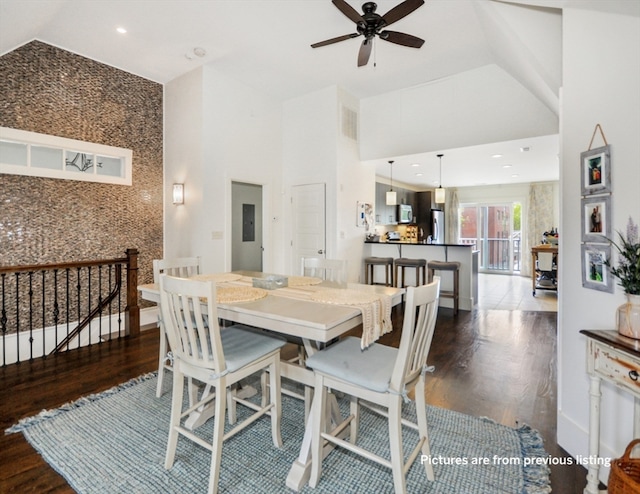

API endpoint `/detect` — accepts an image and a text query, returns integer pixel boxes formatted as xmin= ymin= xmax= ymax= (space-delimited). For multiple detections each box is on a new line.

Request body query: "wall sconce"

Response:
xmin=172 ymin=183 xmax=184 ymax=205
xmin=435 ymin=154 xmax=446 ymax=204
xmin=385 ymin=160 xmax=397 ymax=205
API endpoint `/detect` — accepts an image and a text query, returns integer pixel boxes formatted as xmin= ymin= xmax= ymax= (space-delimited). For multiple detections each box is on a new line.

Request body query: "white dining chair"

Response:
xmin=301 ymin=257 xmax=348 ymax=285
xmin=306 ymin=277 xmax=441 ymax=493
xmin=153 ymin=257 xmax=201 ymax=397
xmin=159 ymin=274 xmax=285 ymax=494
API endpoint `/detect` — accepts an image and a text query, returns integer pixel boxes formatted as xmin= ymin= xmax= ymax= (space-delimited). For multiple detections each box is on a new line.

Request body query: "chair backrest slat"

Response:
xmin=390 ymin=277 xmax=440 ymax=393
xmin=159 ymin=274 xmax=225 ymax=374
xmin=301 ymin=257 xmax=348 ymax=284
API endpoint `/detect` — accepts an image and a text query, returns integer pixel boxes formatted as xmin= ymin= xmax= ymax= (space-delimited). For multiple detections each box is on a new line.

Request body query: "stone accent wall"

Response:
xmin=0 ymin=41 xmax=163 ymax=289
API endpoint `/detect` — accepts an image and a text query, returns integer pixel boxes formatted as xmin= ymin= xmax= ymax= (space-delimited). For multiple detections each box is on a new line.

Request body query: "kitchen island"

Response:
xmin=363 ymin=241 xmax=479 ymax=311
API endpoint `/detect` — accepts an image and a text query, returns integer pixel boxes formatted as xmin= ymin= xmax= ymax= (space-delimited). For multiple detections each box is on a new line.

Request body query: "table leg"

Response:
xmin=584 ymin=375 xmax=601 ymax=494
xmin=286 ymin=389 xmax=349 ymax=491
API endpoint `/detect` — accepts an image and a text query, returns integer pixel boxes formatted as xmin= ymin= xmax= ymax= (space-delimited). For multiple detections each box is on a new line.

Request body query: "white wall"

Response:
xmin=164 ymin=67 xmax=205 ymax=259
xmin=335 ymin=87 xmax=376 ymax=283
xmin=164 ymin=66 xmax=283 ymax=274
xmin=359 ymin=64 xmax=559 ymax=161
xmin=282 ymin=86 xmax=338 ymax=275
xmin=281 ymin=86 xmax=376 ymax=281
xmin=558 ymin=8 xmax=640 ymax=484
xmin=201 ymin=66 xmax=283 ymax=274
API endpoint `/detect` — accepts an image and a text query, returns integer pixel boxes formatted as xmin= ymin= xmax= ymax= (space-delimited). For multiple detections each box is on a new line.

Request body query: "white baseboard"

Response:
xmin=140 ymin=307 xmax=159 ymax=330
xmin=557 ymin=410 xmax=612 ymax=485
xmin=1 ymin=307 xmax=160 ymax=365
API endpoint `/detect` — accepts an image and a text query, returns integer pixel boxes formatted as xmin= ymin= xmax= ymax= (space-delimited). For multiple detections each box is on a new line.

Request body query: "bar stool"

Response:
xmin=364 ymin=257 xmax=394 ymax=286
xmin=428 ymin=260 xmax=461 ymax=315
xmin=394 ymin=258 xmax=427 ymax=288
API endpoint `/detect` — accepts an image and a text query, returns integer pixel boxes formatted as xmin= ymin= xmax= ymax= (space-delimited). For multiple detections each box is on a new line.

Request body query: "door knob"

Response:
xmin=317 ymin=249 xmax=324 ymax=254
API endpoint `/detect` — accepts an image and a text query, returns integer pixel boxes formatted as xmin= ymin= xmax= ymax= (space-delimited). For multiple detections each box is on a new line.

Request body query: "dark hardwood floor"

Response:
xmin=1 ymin=307 xmax=588 ymax=493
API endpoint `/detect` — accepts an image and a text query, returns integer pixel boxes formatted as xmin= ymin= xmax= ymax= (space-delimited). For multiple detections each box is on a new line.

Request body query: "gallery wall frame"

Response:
xmin=581 ymin=194 xmax=612 ymax=243
xmin=581 ymin=243 xmax=614 ymax=293
xmin=580 ymin=144 xmax=611 ymax=196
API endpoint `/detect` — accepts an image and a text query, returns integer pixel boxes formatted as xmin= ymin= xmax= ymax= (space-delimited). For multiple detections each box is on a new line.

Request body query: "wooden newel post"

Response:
xmin=125 ymin=248 xmax=140 ymax=337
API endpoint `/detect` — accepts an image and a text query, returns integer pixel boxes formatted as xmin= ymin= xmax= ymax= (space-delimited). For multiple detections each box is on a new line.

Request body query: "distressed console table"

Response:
xmin=580 ymin=329 xmax=640 ymax=494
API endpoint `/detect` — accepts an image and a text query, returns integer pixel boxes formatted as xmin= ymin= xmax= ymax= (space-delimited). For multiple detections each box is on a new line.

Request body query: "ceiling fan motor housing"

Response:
xmin=359 ymin=2 xmax=385 ymax=38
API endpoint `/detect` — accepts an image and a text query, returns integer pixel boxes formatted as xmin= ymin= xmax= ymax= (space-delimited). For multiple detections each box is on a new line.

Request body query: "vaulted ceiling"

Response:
xmin=1 ymin=0 xmax=636 ymax=186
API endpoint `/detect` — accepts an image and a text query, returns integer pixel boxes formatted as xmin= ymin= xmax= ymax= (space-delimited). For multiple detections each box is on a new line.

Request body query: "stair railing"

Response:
xmin=0 ymin=249 xmax=139 ymax=366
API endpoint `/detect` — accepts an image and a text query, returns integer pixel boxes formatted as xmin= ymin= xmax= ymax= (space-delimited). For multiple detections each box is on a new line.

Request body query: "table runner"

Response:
xmin=221 ymin=275 xmax=393 ymax=348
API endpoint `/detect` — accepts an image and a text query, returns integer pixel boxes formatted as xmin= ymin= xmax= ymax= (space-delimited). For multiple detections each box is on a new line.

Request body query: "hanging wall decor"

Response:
xmin=581 ymin=195 xmax=612 ymax=243
xmin=580 ymin=123 xmax=614 ymax=292
xmin=581 ymin=243 xmax=614 ymax=293
xmin=580 ymin=125 xmax=611 ymax=196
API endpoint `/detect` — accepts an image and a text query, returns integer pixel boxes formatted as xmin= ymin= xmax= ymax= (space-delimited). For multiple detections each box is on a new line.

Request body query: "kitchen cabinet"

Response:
xmin=375 ymin=182 xmax=396 ymax=224
xmin=375 ymin=183 xmax=419 ymax=225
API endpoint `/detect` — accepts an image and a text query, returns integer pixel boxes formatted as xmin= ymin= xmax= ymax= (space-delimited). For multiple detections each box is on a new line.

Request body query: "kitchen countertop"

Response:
xmin=364 ymin=241 xmax=476 ymax=247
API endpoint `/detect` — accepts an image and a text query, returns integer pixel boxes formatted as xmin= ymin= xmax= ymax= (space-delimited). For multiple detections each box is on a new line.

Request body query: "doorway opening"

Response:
xmin=231 ymin=182 xmax=263 ymax=272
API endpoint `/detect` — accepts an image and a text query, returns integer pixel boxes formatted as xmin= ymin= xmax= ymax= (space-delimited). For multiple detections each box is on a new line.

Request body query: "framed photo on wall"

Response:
xmin=581 ymin=195 xmax=611 ymax=243
xmin=580 ymin=144 xmax=611 ymax=196
xmin=581 ymin=244 xmax=613 ymax=293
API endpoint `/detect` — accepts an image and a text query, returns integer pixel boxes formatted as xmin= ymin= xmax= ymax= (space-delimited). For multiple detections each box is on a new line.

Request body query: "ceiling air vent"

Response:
xmin=341 ymin=105 xmax=358 ymax=141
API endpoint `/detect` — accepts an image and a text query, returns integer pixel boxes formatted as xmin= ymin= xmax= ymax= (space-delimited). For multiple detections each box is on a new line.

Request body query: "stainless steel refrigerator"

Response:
xmin=431 ymin=209 xmax=445 ymax=244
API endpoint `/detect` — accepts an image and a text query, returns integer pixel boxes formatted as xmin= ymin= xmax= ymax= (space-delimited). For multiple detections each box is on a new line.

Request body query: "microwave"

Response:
xmin=397 ymin=204 xmax=412 ymax=224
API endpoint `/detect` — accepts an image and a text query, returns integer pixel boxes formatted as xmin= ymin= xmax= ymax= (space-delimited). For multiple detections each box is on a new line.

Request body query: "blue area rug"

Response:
xmin=7 ymin=373 xmax=550 ymax=493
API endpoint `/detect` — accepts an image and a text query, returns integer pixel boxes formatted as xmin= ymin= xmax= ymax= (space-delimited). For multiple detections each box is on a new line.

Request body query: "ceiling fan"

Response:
xmin=311 ymin=0 xmax=426 ymax=67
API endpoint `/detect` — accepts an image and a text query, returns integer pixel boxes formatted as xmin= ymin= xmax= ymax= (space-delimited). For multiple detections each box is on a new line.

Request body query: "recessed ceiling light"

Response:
xmin=511 ymin=174 xmax=519 ymax=178
xmin=185 ymin=47 xmax=207 ymax=60
xmin=520 ymin=147 xmax=530 ymax=152
xmin=193 ymin=47 xmax=207 ymax=58
xmin=415 ymin=173 xmax=423 ymax=177
xmin=116 ymin=27 xmax=127 ymax=34
xmin=502 ymin=164 xmax=512 ymax=168
xmin=411 ymin=163 xmax=420 ymax=167
xmin=492 ymin=154 xmax=503 ymax=158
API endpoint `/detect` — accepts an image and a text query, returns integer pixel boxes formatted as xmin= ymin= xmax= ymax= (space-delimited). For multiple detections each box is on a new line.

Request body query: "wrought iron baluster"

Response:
xmin=117 ymin=264 xmax=122 ymax=335
xmin=1 ymin=273 xmax=6 ymax=366
xmin=98 ymin=265 xmax=103 ymax=341
xmin=87 ymin=266 xmax=92 ymax=346
xmin=53 ymin=269 xmax=59 ymax=348
xmin=42 ymin=270 xmax=46 ymax=359
xmin=66 ymin=268 xmax=71 ymax=351
xmin=28 ymin=271 xmax=34 ymax=361
xmin=15 ymin=272 xmax=20 ymax=364
xmin=108 ymin=264 xmax=113 ymax=336
xmin=76 ymin=267 xmax=81 ymax=350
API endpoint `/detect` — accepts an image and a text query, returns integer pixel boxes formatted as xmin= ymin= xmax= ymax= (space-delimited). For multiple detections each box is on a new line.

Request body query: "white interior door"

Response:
xmin=231 ymin=181 xmax=263 ymax=272
xmin=291 ymin=183 xmax=326 ymax=275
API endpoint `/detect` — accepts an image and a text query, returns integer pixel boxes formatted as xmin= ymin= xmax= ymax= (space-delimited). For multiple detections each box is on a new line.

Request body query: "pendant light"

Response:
xmin=386 ymin=160 xmax=397 ymax=205
xmin=435 ymin=154 xmax=446 ymax=204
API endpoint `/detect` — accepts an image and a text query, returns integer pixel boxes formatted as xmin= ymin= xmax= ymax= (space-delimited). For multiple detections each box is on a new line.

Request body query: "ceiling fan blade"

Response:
xmin=331 ymin=0 xmax=363 ymax=24
xmin=357 ymin=38 xmax=373 ymax=67
xmin=311 ymin=33 xmax=360 ymax=48
xmin=381 ymin=0 xmax=425 ymax=27
xmin=380 ymin=30 xmax=425 ymax=48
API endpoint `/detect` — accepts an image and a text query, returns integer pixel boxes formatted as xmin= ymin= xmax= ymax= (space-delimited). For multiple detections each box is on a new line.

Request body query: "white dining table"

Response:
xmin=138 ymin=272 xmax=403 ymax=491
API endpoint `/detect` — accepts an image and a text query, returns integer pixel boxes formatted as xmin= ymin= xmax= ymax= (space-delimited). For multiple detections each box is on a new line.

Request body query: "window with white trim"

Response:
xmin=0 ymin=127 xmax=132 ymax=186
